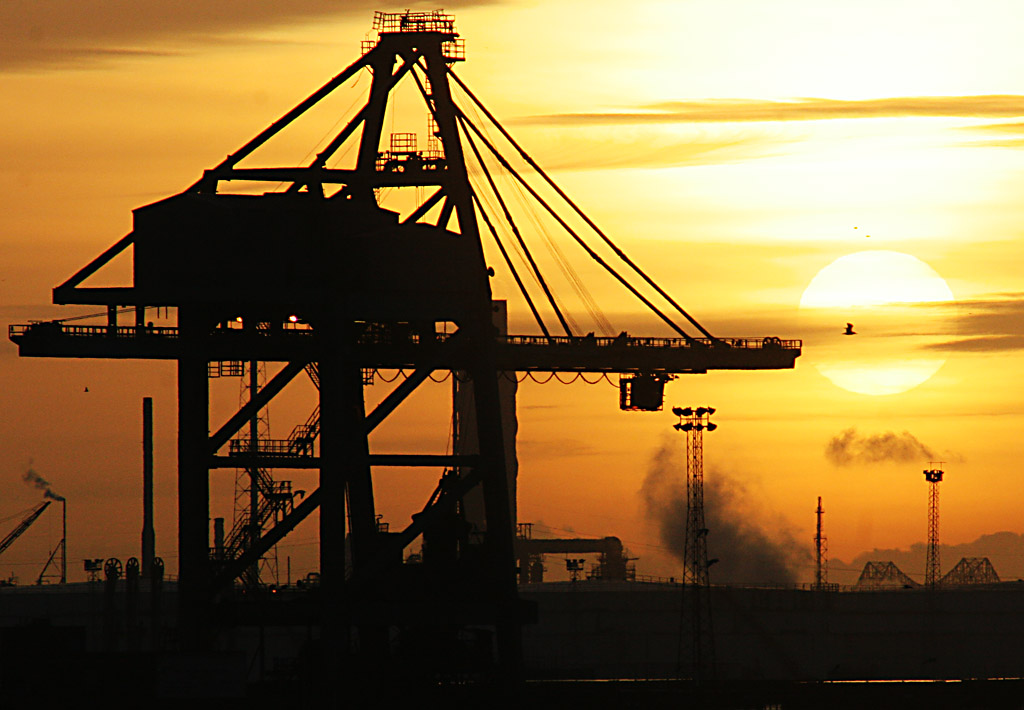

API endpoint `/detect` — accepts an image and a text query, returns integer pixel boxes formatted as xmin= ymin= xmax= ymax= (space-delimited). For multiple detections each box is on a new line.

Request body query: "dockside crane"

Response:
xmin=8 ymin=9 xmax=801 ymax=686
xmin=0 ymin=502 xmax=51 ymax=557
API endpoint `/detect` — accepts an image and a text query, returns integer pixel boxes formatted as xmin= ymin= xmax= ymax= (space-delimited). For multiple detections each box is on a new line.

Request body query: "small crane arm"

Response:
xmin=0 ymin=501 xmax=51 ymax=556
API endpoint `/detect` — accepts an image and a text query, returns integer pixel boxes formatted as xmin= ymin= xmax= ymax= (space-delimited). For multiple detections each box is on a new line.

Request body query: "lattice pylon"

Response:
xmin=672 ymin=406 xmax=716 ymax=684
xmin=684 ymin=423 xmax=709 ymax=587
xmin=924 ymin=467 xmax=944 ymax=588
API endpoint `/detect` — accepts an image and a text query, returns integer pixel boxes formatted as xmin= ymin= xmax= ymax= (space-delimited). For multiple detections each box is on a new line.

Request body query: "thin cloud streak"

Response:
xmin=536 ymin=132 xmax=796 ymax=171
xmin=921 ymin=294 xmax=1024 ymax=353
xmin=925 ymin=336 xmax=1024 ymax=353
xmin=962 ymin=121 xmax=1024 ymax=133
xmin=523 ymin=96 xmax=1024 ymax=126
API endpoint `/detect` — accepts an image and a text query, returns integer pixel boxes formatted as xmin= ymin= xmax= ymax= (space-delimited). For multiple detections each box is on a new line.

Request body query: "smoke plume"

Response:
xmin=825 ymin=428 xmax=943 ymax=466
xmin=641 ymin=441 xmax=808 ymax=585
xmin=23 ymin=466 xmax=65 ymax=502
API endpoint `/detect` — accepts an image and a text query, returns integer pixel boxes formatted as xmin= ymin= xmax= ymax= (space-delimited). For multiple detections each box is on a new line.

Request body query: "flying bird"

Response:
xmin=844 ymin=323 xmax=856 ymax=336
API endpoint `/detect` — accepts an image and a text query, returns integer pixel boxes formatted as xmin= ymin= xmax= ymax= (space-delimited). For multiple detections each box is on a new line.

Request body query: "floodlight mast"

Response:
xmin=924 ymin=465 xmax=945 ymax=588
xmin=672 ymin=405 xmax=717 ymax=683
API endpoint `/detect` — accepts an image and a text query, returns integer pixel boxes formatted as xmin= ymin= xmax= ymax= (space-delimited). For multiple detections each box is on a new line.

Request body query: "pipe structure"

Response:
xmin=142 ymin=397 xmax=155 ymax=576
xmin=61 ymin=499 xmax=67 ymax=584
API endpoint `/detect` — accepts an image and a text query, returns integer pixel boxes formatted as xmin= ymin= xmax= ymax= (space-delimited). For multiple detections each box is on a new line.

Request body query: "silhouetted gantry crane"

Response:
xmin=9 ymin=10 xmax=799 ymax=683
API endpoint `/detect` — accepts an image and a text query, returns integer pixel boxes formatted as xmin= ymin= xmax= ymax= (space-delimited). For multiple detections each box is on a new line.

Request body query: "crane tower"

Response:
xmin=924 ymin=466 xmax=944 ymax=588
xmin=9 ymin=10 xmax=800 ymax=682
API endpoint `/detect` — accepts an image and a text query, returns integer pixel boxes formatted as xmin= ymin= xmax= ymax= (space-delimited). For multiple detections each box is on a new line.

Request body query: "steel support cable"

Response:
xmin=459 ymin=114 xmax=569 ymax=341
xmin=458 ymin=79 xmax=588 ymax=332
xmin=465 ymin=167 xmax=553 ymax=341
xmin=409 ymin=62 xmax=567 ymax=338
xmin=453 ymin=106 xmax=700 ymax=345
xmin=447 ymin=66 xmax=717 ymax=343
xmin=503 ymin=172 xmax=612 ymax=336
xmin=505 ymin=189 xmax=582 ymax=336
xmin=495 ymin=156 xmax=613 ymax=336
xmin=460 ymin=104 xmax=645 ymax=339
xmin=468 ymin=163 xmax=565 ymax=331
xmin=470 ymin=190 xmax=553 ymax=340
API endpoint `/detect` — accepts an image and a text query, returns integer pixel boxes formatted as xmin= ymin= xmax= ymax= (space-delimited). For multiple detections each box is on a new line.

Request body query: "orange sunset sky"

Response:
xmin=3 ymin=1 xmax=1024 ymax=586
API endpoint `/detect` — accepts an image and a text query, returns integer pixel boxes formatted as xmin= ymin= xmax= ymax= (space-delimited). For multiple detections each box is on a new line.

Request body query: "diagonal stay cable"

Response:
xmin=453 ymin=104 xmax=700 ymax=345
xmin=447 ymin=66 xmax=718 ymax=342
xmin=470 ymin=191 xmax=552 ymax=340
xmin=460 ymin=116 xmax=572 ymax=340
xmin=411 ymin=61 xmax=572 ymax=339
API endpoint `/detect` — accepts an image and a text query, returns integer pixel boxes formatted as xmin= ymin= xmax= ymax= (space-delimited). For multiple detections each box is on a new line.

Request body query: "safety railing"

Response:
xmin=11 ymin=322 xmax=801 ymax=351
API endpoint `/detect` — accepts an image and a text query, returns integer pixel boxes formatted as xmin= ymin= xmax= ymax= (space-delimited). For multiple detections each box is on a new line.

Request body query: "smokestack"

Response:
xmin=142 ymin=397 xmax=155 ymax=576
xmin=213 ymin=518 xmax=225 ymax=560
xmin=61 ymin=499 xmax=67 ymax=585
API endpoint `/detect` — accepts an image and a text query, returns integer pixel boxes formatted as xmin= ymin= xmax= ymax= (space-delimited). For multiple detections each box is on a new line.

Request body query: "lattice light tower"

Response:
xmin=924 ymin=465 xmax=945 ymax=588
xmin=672 ymin=405 xmax=717 ymax=683
xmin=814 ymin=496 xmax=828 ymax=590
xmin=672 ymin=406 xmax=716 ymax=586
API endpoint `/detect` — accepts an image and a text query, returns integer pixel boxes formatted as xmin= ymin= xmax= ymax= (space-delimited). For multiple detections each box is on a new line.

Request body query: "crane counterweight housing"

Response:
xmin=133 ymin=193 xmax=486 ymax=322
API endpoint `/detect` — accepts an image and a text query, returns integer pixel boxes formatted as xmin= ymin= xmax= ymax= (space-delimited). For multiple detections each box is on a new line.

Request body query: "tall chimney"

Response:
xmin=213 ymin=518 xmax=225 ymax=561
xmin=142 ymin=397 xmax=155 ymax=576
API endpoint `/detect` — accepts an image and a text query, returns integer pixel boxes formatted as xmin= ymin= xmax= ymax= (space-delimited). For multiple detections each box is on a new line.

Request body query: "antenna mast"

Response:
xmin=814 ymin=496 xmax=827 ymax=590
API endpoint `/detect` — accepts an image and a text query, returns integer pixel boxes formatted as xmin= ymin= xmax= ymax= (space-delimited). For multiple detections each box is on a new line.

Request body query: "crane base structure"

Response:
xmin=8 ymin=10 xmax=799 ymax=690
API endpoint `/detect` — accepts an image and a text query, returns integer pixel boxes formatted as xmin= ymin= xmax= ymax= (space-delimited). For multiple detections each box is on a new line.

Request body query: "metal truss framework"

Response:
xmin=855 ymin=561 xmax=920 ymax=589
xmin=924 ymin=467 xmax=944 ymax=588
xmin=941 ymin=557 xmax=1001 ymax=586
xmin=9 ymin=10 xmax=801 ymax=682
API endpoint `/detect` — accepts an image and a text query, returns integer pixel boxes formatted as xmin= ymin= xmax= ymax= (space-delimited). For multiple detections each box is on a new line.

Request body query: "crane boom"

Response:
xmin=0 ymin=501 xmax=51 ymax=556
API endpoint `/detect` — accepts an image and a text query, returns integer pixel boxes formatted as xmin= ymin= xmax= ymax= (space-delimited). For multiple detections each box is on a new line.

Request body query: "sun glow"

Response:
xmin=799 ymin=251 xmax=955 ymax=396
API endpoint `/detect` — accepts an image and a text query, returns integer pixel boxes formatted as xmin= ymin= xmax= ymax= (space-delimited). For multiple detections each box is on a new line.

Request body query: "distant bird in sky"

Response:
xmin=844 ymin=323 xmax=856 ymax=336
xmin=84 ymin=386 xmax=89 ymax=392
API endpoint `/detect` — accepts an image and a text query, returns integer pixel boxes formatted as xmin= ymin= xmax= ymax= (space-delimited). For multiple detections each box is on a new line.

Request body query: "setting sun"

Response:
xmin=799 ymin=250 xmax=955 ymax=395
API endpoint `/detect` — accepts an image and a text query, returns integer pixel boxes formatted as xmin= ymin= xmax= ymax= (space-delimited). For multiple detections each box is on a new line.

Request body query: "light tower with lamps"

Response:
xmin=671 ymin=405 xmax=717 ymax=683
xmin=924 ymin=465 xmax=945 ymax=588
xmin=672 ymin=406 xmax=717 ymax=587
